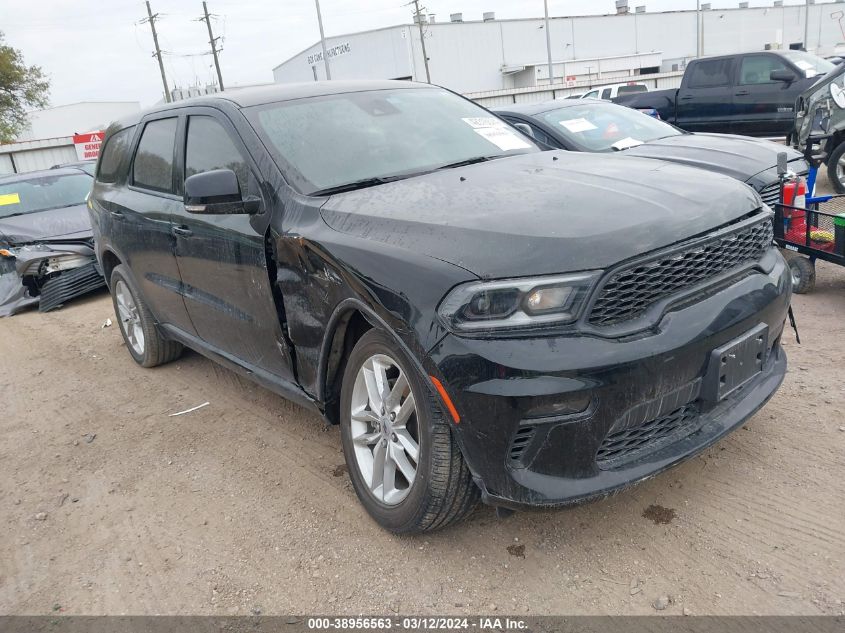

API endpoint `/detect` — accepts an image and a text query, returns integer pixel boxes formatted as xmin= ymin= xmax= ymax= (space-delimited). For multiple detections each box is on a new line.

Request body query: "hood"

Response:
xmin=623 ymin=133 xmax=804 ymax=184
xmin=0 ymin=203 xmax=93 ymax=245
xmin=320 ymin=151 xmax=762 ymax=279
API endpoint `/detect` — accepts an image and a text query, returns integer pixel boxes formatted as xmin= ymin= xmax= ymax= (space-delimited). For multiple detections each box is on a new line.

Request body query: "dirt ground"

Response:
xmin=1 ymin=261 xmax=844 ymax=616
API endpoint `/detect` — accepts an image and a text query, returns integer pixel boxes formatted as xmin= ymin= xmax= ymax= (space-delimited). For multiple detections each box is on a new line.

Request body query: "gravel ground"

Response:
xmin=1 ymin=227 xmax=843 ymax=616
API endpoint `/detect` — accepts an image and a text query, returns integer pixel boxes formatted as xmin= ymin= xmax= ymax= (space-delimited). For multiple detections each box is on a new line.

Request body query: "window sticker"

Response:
xmin=0 ymin=193 xmax=21 ymax=206
xmin=473 ymin=127 xmax=532 ymax=151
xmin=462 ymin=117 xmax=506 ymax=129
xmin=560 ymin=118 xmax=598 ymax=133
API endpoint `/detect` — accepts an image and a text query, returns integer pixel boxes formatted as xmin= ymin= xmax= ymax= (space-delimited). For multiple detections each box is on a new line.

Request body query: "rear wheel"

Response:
xmin=110 ymin=264 xmax=182 ymax=367
xmin=339 ymin=329 xmax=479 ymax=533
xmin=826 ymin=140 xmax=845 ymax=194
xmin=787 ymin=255 xmax=816 ymax=294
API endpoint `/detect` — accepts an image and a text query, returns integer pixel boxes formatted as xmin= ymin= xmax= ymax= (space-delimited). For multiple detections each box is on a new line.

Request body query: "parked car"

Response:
xmin=615 ymin=51 xmax=834 ymax=137
xmin=494 ymin=98 xmax=809 ymax=209
xmin=90 ymin=80 xmax=791 ymax=533
xmin=581 ymin=82 xmax=648 ymax=100
xmin=792 ymin=58 xmax=845 ymax=192
xmin=0 ymin=167 xmax=104 ymax=316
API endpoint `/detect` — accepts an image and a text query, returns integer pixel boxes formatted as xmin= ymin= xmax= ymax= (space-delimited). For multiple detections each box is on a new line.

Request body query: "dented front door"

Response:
xmin=170 ymin=111 xmax=294 ymax=380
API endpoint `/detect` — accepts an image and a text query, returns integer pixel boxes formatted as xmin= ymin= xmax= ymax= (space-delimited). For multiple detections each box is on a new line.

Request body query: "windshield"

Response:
xmin=537 ymin=102 xmax=681 ymax=152
xmin=0 ymin=173 xmax=92 ymax=219
xmin=781 ymin=50 xmax=835 ymax=78
xmin=245 ymin=87 xmax=538 ymax=195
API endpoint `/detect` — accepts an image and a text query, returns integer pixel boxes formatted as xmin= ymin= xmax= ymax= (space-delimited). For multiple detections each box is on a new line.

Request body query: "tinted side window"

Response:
xmin=739 ymin=55 xmax=789 ymax=85
xmin=687 ymin=59 xmax=733 ymax=88
xmin=185 ymin=116 xmax=249 ymax=196
xmin=601 ymin=88 xmax=612 ymax=100
xmin=132 ymin=118 xmax=178 ymax=193
xmin=97 ymin=126 xmax=135 ymax=183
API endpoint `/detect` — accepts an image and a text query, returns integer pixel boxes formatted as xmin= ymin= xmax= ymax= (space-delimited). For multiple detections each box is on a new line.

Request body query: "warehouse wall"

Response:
xmin=273 ymin=26 xmax=414 ymax=83
xmin=273 ymin=4 xmax=845 ymax=94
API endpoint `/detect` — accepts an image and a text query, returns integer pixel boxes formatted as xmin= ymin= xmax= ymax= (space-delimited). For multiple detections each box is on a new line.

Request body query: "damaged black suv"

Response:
xmin=90 ymin=81 xmax=791 ymax=533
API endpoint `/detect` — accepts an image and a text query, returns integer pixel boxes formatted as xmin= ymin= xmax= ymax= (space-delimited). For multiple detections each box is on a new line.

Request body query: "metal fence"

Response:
xmin=465 ymin=71 xmax=685 ymax=108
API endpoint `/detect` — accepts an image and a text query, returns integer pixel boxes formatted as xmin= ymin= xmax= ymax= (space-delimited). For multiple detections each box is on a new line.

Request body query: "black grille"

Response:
xmin=38 ymin=263 xmax=105 ymax=312
xmin=759 ymin=182 xmax=781 ymax=208
xmin=596 ymin=404 xmax=700 ymax=470
xmin=509 ymin=425 xmax=536 ymax=464
xmin=588 ymin=217 xmax=774 ymax=327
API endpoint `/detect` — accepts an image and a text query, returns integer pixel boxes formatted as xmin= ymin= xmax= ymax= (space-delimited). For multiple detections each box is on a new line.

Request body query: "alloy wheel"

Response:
xmin=349 ymin=354 xmax=420 ymax=505
xmin=115 ymin=280 xmax=145 ymax=356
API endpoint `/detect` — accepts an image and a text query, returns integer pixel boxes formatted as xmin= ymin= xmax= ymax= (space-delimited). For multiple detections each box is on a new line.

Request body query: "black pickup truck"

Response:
xmin=616 ymin=51 xmax=832 ymax=137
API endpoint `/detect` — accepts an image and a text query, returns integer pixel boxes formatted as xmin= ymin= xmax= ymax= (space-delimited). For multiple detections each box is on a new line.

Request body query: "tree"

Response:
xmin=0 ymin=31 xmax=50 ymax=143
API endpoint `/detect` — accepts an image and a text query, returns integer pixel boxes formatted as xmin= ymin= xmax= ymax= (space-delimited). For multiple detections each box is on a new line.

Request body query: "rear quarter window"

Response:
xmin=97 ymin=126 xmax=136 ymax=183
xmin=687 ymin=59 xmax=733 ymax=88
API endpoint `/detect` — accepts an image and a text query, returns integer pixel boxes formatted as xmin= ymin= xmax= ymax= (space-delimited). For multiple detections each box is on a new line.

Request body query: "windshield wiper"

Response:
xmin=310 ymin=174 xmax=413 ymax=197
xmin=435 ymin=155 xmax=502 ymax=170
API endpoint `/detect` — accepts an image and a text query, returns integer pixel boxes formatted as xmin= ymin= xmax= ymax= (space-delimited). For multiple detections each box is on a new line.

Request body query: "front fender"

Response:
xmin=270 ymin=216 xmax=477 ymax=402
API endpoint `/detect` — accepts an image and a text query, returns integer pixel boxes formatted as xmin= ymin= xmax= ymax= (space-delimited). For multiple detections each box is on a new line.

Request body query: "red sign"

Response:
xmin=72 ymin=131 xmax=105 ymax=161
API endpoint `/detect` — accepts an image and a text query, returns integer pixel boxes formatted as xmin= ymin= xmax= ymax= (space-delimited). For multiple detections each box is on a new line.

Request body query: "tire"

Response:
xmin=787 ymin=255 xmax=816 ymax=294
xmin=339 ymin=328 xmax=479 ymax=533
xmin=827 ymin=141 xmax=845 ymax=194
xmin=110 ymin=264 xmax=183 ymax=367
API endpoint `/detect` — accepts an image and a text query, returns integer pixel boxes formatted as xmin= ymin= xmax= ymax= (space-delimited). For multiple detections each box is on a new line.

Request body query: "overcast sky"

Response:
xmin=0 ymin=0 xmax=834 ymax=107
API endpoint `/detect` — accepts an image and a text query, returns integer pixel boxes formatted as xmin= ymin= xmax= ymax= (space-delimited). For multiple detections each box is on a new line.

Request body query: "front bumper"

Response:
xmin=430 ymin=252 xmax=791 ymax=510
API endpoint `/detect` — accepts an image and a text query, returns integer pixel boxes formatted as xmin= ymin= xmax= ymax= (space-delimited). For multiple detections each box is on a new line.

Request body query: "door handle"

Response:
xmin=679 ymin=95 xmax=694 ymax=100
xmin=109 ymin=210 xmax=124 ymax=219
xmin=735 ymin=90 xmax=750 ymax=96
xmin=172 ymin=226 xmax=193 ymax=238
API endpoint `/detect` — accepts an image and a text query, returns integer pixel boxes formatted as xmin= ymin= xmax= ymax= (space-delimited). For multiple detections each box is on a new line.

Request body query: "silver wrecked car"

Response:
xmin=0 ymin=167 xmax=104 ymax=316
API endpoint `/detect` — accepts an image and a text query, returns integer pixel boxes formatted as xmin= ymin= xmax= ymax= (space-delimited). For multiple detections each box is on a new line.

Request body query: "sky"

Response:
xmin=0 ymin=0 xmax=834 ymax=107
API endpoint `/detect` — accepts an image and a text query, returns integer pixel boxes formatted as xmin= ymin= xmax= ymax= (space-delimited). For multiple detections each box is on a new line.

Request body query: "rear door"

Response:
xmin=109 ymin=115 xmax=196 ymax=334
xmin=170 ymin=108 xmax=294 ymax=380
xmin=732 ymin=54 xmax=797 ymax=137
xmin=676 ymin=57 xmax=737 ymax=133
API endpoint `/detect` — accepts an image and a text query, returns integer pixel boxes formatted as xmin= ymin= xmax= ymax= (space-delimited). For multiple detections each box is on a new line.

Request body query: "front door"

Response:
xmin=170 ymin=110 xmax=294 ymax=380
xmin=732 ymin=54 xmax=797 ymax=137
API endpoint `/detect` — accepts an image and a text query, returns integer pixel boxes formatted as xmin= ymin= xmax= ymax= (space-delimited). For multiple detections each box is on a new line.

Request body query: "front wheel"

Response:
xmin=339 ymin=329 xmax=479 ymax=533
xmin=827 ymin=141 xmax=845 ymax=194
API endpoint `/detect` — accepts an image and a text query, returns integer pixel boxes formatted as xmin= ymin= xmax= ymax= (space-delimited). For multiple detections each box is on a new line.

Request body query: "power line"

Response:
xmin=199 ymin=2 xmax=225 ymax=91
xmin=140 ymin=1 xmax=171 ymax=103
xmin=407 ymin=0 xmax=431 ymax=83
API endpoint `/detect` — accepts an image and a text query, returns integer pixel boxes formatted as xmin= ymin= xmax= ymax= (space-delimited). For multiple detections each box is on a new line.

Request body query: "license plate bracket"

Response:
xmin=703 ymin=323 xmax=768 ymax=403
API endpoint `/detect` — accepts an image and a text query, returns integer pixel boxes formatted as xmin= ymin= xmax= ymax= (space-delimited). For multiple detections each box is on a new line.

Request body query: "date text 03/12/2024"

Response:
xmin=306 ymin=617 xmax=528 ymax=630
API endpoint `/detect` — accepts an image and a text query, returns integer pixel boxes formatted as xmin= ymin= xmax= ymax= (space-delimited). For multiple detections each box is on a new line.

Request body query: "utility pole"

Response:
xmin=804 ymin=0 xmax=810 ymax=52
xmin=201 ymin=2 xmax=224 ymax=91
xmin=544 ymin=0 xmax=554 ymax=86
xmin=410 ymin=0 xmax=431 ymax=83
xmin=143 ymin=1 xmax=170 ymax=102
xmin=314 ymin=0 xmax=331 ymax=80
xmin=696 ymin=0 xmax=701 ymax=58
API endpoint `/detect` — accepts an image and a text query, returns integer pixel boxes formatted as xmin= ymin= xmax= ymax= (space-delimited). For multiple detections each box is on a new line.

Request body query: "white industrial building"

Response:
xmin=273 ymin=3 xmax=845 ymax=96
xmin=0 ymin=101 xmax=139 ymax=175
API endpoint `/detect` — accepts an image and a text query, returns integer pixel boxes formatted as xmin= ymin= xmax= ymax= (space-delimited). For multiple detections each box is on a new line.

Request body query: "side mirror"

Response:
xmin=511 ymin=122 xmax=535 ymax=139
xmin=770 ymin=69 xmax=797 ymax=84
xmin=184 ymin=169 xmax=259 ymax=214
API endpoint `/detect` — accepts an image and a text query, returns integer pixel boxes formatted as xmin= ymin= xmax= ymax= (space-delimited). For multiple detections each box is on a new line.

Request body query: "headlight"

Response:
xmin=438 ymin=272 xmax=601 ymax=332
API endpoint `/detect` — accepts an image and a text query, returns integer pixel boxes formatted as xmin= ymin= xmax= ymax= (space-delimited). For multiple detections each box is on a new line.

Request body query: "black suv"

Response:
xmin=90 ymin=81 xmax=791 ymax=533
